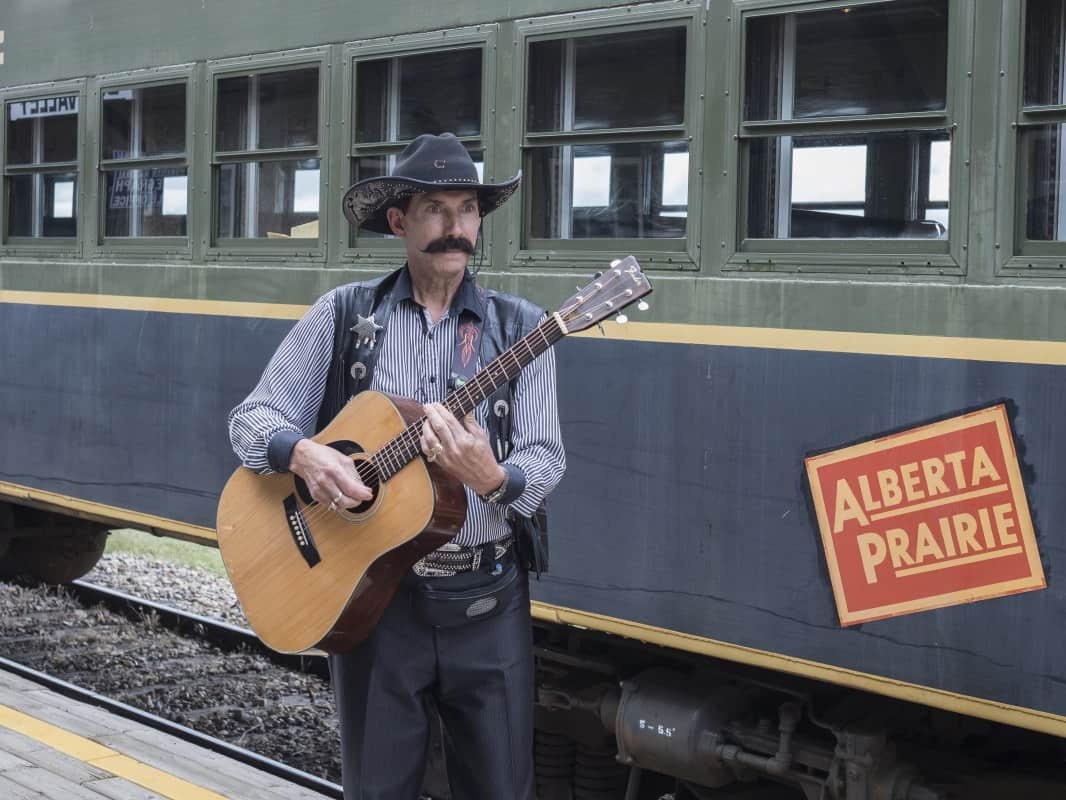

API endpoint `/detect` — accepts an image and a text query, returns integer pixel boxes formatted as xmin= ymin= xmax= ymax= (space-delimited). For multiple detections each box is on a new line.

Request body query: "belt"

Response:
xmin=412 ymin=536 xmax=514 ymax=577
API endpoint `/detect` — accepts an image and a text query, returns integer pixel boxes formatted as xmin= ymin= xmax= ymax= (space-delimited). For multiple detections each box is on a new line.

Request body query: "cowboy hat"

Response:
xmin=342 ymin=132 xmax=521 ymax=234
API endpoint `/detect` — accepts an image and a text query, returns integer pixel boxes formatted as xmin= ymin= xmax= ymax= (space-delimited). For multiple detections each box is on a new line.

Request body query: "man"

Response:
xmin=227 ymin=132 xmax=565 ymax=799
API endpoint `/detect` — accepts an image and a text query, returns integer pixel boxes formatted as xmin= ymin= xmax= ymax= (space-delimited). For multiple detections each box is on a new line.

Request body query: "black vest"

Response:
xmin=315 ymin=267 xmax=546 ymax=460
xmin=315 ymin=267 xmax=551 ymax=573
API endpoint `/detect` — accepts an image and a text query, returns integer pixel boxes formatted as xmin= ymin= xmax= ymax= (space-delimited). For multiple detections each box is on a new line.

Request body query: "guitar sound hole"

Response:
xmin=348 ymin=495 xmax=376 ymax=515
xmin=294 ymin=440 xmax=379 ymax=512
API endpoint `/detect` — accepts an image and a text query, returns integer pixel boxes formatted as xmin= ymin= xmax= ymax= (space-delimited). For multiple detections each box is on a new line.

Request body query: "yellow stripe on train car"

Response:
xmin=4 ymin=288 xmax=1066 ymax=365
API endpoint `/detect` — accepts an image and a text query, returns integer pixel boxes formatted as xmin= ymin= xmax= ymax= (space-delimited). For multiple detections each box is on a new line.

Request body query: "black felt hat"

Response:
xmin=342 ymin=133 xmax=521 ymax=234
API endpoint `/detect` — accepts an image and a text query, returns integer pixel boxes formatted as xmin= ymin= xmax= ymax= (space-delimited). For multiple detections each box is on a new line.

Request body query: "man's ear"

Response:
xmin=385 ymin=206 xmax=407 ymax=237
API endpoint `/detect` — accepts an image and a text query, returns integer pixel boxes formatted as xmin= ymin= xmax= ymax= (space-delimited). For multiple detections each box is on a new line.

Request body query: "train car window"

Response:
xmin=5 ymin=94 xmax=80 ymax=238
xmin=217 ymin=68 xmax=318 ymax=152
xmin=527 ymin=140 xmax=688 ymax=239
xmin=104 ymin=84 xmax=185 ymax=158
xmin=528 ymin=28 xmax=685 ymax=132
xmin=214 ymin=66 xmax=321 ymax=240
xmin=523 ymin=26 xmax=689 ymax=242
xmin=1020 ymin=0 xmax=1066 ymax=242
xmin=350 ymin=47 xmax=484 ymax=244
xmin=355 ymin=49 xmax=481 ymax=143
xmin=744 ymin=4 xmax=947 ymax=121
xmin=100 ymin=83 xmax=187 ymax=238
xmin=740 ymin=0 xmax=952 ymax=241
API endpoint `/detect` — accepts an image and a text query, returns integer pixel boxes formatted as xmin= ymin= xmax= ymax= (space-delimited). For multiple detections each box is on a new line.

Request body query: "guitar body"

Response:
xmin=216 ymin=256 xmax=651 ymax=654
xmin=216 ymin=390 xmax=466 ymax=654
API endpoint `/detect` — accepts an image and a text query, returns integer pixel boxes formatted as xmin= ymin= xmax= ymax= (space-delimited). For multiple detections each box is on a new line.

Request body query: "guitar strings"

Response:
xmin=297 ymin=334 xmax=542 ymax=523
xmin=297 ymin=289 xmax=626 ymax=525
xmin=296 ymin=285 xmax=640 ymax=525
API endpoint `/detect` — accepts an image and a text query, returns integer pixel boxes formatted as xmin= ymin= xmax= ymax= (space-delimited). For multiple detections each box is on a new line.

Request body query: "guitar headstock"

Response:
xmin=556 ymin=256 xmax=652 ymax=334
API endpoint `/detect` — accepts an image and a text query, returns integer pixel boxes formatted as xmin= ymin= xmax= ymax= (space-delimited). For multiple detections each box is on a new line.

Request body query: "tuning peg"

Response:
xmin=615 ymin=314 xmax=628 ymax=324
xmin=593 ymin=271 xmax=603 ymax=279
xmin=638 ymin=300 xmax=649 ymax=311
xmin=610 ymin=259 xmax=621 ymax=267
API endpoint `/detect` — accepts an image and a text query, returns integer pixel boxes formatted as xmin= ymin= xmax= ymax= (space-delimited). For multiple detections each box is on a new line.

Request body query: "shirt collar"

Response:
xmin=396 ymin=264 xmax=484 ymax=321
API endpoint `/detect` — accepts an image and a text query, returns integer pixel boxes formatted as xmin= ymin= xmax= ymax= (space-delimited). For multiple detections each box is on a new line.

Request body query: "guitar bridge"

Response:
xmin=283 ymin=494 xmax=321 ymax=568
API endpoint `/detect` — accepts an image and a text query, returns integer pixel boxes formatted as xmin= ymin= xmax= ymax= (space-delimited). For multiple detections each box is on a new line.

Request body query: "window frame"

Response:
xmin=338 ymin=26 xmax=497 ymax=267
xmin=510 ymin=1 xmax=703 ymax=272
xmin=91 ymin=64 xmax=195 ymax=259
xmin=204 ymin=46 xmax=331 ymax=264
xmin=1001 ymin=0 xmax=1066 ymax=273
xmin=725 ymin=0 xmax=973 ymax=277
xmin=0 ymin=77 xmax=87 ymax=257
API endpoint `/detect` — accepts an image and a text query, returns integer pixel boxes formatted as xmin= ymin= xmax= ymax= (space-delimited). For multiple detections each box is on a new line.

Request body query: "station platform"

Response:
xmin=0 ymin=668 xmax=331 ymax=800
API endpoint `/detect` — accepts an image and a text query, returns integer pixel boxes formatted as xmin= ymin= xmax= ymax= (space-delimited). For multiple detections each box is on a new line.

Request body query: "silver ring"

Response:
xmin=426 ymin=444 xmax=443 ymax=463
xmin=328 ymin=500 xmax=337 ymax=511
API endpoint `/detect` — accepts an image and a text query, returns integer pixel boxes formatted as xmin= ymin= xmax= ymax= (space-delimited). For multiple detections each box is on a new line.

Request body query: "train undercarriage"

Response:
xmin=3 ymin=500 xmax=1064 ymax=798
xmin=419 ymin=622 xmax=1066 ymax=800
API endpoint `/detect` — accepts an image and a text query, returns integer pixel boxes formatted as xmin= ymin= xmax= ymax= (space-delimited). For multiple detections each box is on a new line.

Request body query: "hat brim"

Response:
xmin=342 ymin=173 xmax=521 ymax=234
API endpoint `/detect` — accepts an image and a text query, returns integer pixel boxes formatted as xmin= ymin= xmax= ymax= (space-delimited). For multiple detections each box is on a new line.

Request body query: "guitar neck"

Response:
xmin=372 ymin=313 xmax=567 ymax=481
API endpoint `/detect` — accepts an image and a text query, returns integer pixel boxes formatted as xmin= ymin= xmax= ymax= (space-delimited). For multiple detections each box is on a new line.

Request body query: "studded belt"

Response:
xmin=412 ymin=536 xmax=514 ymax=577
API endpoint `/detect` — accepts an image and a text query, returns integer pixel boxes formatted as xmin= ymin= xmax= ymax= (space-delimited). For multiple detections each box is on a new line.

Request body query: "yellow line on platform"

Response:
xmin=0 ymin=705 xmax=229 ymax=800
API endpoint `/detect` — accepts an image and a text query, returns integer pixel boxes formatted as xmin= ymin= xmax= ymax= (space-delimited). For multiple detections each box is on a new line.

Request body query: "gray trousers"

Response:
xmin=330 ymin=566 xmax=534 ymax=800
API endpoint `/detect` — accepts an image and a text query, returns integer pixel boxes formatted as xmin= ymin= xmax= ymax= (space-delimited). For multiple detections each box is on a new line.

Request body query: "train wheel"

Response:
xmin=3 ymin=528 xmax=109 ymax=584
xmin=0 ymin=505 xmax=109 ymax=584
xmin=534 ymin=730 xmax=576 ymax=799
xmin=573 ymin=744 xmax=628 ymax=800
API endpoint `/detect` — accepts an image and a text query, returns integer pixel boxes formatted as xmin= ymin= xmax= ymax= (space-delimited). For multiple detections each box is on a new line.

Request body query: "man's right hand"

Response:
xmin=288 ymin=439 xmax=373 ymax=509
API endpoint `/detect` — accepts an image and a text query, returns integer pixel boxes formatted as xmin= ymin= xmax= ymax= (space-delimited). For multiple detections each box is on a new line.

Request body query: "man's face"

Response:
xmin=386 ymin=190 xmax=481 ymax=280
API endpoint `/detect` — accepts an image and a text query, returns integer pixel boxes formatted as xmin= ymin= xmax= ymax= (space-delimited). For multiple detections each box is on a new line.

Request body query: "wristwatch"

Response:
xmin=480 ymin=471 xmax=509 ymax=504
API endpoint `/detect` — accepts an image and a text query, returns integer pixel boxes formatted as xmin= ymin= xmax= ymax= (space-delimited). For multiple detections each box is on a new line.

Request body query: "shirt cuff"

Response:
xmin=267 ymin=430 xmax=307 ymax=473
xmin=499 ymin=463 xmax=527 ymax=506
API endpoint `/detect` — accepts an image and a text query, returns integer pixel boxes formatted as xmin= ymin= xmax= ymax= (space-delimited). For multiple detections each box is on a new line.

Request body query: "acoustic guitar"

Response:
xmin=216 ymin=256 xmax=652 ymax=654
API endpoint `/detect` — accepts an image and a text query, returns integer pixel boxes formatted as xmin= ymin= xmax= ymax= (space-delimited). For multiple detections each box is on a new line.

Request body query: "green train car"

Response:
xmin=2 ymin=0 xmax=1066 ymax=796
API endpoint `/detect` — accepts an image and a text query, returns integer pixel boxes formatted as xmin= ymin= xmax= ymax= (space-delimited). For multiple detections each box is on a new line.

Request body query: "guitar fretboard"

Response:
xmin=366 ymin=314 xmax=566 ymax=482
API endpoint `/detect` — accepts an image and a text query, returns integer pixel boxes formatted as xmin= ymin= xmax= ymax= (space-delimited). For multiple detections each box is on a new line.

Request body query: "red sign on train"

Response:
xmin=805 ymin=404 xmax=1045 ymax=626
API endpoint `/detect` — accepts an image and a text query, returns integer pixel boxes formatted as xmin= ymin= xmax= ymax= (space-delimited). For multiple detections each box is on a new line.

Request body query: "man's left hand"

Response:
xmin=420 ymin=403 xmax=506 ymax=496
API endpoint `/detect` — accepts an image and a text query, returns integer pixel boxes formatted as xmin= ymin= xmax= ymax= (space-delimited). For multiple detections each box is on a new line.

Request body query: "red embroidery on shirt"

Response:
xmin=459 ymin=321 xmax=479 ymax=368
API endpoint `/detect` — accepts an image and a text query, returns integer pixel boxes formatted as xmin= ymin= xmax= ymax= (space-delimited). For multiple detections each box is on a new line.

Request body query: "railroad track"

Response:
xmin=0 ymin=577 xmax=342 ymax=797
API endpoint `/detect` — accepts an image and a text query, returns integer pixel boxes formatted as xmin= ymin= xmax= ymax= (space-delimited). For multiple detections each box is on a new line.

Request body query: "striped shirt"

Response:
xmin=227 ymin=270 xmax=566 ymax=546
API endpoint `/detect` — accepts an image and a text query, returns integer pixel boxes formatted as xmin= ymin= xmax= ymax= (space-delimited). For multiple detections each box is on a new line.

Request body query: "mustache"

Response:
xmin=421 ymin=235 xmax=475 ymax=254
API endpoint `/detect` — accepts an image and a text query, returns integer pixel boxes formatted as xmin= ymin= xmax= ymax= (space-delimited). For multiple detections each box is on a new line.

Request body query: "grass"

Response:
xmin=105 ymin=529 xmax=228 ymax=577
